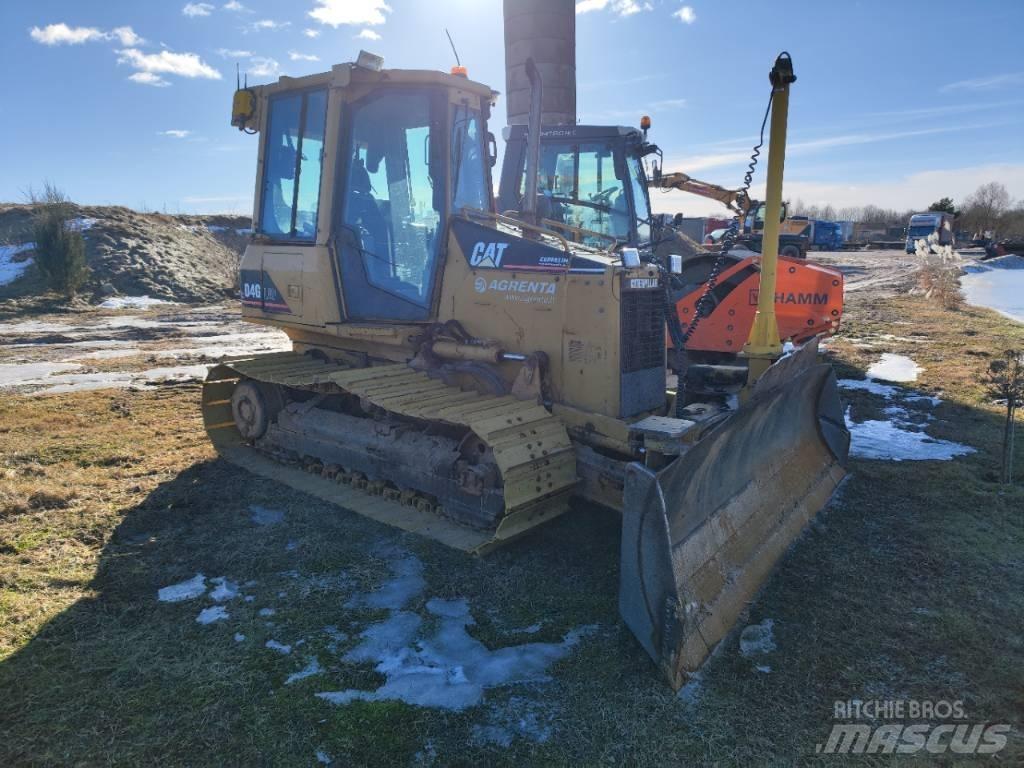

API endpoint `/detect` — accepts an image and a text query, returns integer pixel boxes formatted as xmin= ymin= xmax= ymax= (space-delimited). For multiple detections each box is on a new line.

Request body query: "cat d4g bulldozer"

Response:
xmin=204 ymin=51 xmax=849 ymax=689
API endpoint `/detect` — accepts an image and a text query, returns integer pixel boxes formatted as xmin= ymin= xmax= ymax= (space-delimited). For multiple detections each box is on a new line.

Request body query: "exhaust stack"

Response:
xmin=503 ymin=0 xmax=576 ymax=125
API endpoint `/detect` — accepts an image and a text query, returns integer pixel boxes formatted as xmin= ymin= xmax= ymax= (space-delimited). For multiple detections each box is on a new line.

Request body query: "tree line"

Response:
xmin=788 ymin=182 xmax=1024 ymax=238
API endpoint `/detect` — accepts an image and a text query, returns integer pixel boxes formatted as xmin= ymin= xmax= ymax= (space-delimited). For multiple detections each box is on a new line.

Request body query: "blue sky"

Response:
xmin=1 ymin=0 xmax=1022 ymax=217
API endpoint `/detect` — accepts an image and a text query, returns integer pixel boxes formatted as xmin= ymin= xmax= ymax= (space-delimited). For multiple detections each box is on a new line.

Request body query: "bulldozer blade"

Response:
xmin=619 ymin=341 xmax=849 ymax=689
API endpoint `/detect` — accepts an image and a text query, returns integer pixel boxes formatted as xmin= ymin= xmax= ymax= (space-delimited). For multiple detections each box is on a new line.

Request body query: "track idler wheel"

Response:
xmin=231 ymin=380 xmax=283 ymax=440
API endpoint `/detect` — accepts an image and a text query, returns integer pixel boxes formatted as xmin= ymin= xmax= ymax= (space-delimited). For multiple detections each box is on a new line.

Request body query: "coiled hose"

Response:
xmin=665 ymin=89 xmax=775 ymax=416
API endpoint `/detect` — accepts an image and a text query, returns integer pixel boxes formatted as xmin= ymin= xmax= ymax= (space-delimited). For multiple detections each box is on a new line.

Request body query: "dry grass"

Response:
xmin=0 ymin=296 xmax=1022 ymax=765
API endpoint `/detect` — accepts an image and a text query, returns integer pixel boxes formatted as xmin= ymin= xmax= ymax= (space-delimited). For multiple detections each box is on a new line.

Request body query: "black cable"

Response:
xmin=665 ymin=89 xmax=775 ymax=416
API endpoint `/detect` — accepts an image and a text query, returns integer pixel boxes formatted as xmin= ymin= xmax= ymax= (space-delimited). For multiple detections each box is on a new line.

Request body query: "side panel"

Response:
xmin=439 ymin=219 xmax=627 ymax=418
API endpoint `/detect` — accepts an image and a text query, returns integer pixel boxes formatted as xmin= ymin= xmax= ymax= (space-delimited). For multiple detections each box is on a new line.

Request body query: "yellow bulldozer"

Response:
xmin=203 ymin=51 xmax=849 ymax=689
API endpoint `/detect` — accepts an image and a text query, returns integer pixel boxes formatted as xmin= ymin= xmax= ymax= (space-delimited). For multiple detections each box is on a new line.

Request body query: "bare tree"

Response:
xmin=986 ymin=350 xmax=1024 ymax=483
xmin=960 ymin=182 xmax=1011 ymax=237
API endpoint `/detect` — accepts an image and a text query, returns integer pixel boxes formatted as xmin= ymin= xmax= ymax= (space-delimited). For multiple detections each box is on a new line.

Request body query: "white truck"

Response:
xmin=906 ymin=211 xmax=954 ymax=253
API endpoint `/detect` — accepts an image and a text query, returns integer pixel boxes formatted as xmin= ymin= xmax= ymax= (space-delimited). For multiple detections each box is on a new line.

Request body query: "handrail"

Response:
xmin=458 ymin=207 xmax=574 ymax=255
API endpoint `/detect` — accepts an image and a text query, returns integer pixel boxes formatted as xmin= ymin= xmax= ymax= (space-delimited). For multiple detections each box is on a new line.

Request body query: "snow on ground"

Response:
xmin=844 ymin=408 xmax=975 ymax=462
xmin=97 ymin=296 xmax=178 ymax=310
xmin=0 ymin=364 xmax=211 ymax=394
xmin=266 ymin=640 xmax=293 ymax=655
xmin=67 ymin=217 xmax=98 ymax=232
xmin=285 ymin=658 xmax=323 ymax=685
xmin=157 ymin=574 xmax=207 ymax=603
xmin=210 ymin=578 xmax=240 ymax=602
xmin=318 ymin=549 xmax=596 ymax=712
xmin=839 ymin=358 xmax=975 ymax=461
xmin=867 ymin=353 xmax=922 ymax=383
xmin=197 ymin=606 xmax=230 ymax=625
xmin=250 ymin=505 xmax=285 ymax=526
xmin=961 ymin=255 xmax=1024 ymax=324
xmin=739 ymin=619 xmax=776 ymax=657
xmin=0 ymin=243 xmax=35 ymax=286
xmin=152 ymin=544 xmax=594 ymax=733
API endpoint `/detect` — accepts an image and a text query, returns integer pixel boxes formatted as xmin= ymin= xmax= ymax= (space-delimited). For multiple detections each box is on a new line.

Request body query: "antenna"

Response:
xmin=236 ymin=63 xmax=240 ymax=90
xmin=445 ymin=28 xmax=461 ymax=67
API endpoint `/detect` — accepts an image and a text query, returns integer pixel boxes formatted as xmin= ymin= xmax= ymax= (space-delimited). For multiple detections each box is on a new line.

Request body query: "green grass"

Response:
xmin=0 ymin=294 xmax=1022 ymax=766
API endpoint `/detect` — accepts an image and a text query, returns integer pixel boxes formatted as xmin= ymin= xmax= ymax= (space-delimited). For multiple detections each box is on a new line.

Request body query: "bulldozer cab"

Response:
xmin=497 ymin=124 xmax=654 ymax=248
xmin=234 ymin=58 xmax=499 ymax=323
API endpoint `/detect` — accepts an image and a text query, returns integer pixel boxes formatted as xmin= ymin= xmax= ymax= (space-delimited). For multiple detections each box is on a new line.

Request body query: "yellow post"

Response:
xmin=743 ymin=53 xmax=796 ymax=385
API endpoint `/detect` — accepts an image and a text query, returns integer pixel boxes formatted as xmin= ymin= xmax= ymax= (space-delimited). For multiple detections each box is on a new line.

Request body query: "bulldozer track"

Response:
xmin=202 ymin=351 xmax=578 ymax=552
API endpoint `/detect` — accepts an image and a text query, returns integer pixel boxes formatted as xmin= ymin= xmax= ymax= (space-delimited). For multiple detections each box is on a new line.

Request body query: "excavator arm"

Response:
xmin=648 ymin=170 xmax=752 ymax=220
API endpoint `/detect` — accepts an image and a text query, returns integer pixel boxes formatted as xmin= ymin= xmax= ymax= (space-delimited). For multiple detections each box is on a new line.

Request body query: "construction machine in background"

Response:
xmin=205 ymin=51 xmax=849 ymax=689
xmin=647 ymin=169 xmax=812 ymax=258
xmin=497 ymin=122 xmax=844 ymax=380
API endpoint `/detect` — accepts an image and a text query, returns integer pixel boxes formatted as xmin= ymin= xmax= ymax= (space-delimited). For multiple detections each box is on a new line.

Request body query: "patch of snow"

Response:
xmin=867 ymin=353 xmax=922 ymax=383
xmin=837 ymin=378 xmax=900 ymax=398
xmin=0 ymin=243 xmax=35 ymax=286
xmin=244 ymin=595 xmax=255 ymax=603
xmin=285 ymin=540 xmax=299 ymax=552
xmin=236 ymin=227 xmax=253 ymax=236
xmin=98 ymin=296 xmax=177 ymax=310
xmin=0 ymin=362 xmax=82 ymax=386
xmin=755 ymin=665 xmax=772 ymax=673
xmin=425 ymin=598 xmax=469 ymax=619
xmin=905 ymin=392 xmax=942 ymax=407
xmin=67 ymin=348 xmax=140 ymax=361
xmin=234 ymin=633 xmax=246 ymax=642
xmin=67 ymin=217 xmax=98 ymax=232
xmin=158 ymin=573 xmax=207 ymax=602
xmin=315 ymin=749 xmax=332 ymax=765
xmin=319 ymin=603 xmax=596 ymax=711
xmin=250 ymin=505 xmax=284 ymax=526
xmin=739 ymin=619 xmax=775 ymax=656
xmin=845 ymin=409 xmax=975 ymax=462
xmin=348 ymin=555 xmax=425 ymax=611
xmin=285 ymin=657 xmax=323 ymax=685
xmin=209 ymin=577 xmax=240 ymax=602
xmin=206 ymin=225 xmax=229 ymax=233
xmin=961 ymin=261 xmax=1024 ymax=324
xmin=266 ymin=639 xmax=292 ymax=655
xmin=513 ymin=623 xmax=542 ymax=635
xmin=26 ymin=365 xmax=210 ymax=395
xmin=676 ymin=670 xmax=703 ymax=706
xmin=196 ymin=605 xmax=229 ymax=624
xmin=258 ymin=607 xmax=276 ymax=617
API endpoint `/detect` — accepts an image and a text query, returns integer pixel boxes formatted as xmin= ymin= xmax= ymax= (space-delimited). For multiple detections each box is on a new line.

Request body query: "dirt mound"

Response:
xmin=0 ymin=204 xmax=251 ymax=304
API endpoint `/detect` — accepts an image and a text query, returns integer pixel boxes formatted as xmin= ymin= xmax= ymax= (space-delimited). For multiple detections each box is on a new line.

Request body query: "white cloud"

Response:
xmin=29 ymin=23 xmax=145 ymax=47
xmin=668 ymin=123 xmax=994 ymax=174
xmin=159 ymin=129 xmax=192 ymax=138
xmin=130 ymin=72 xmax=171 ymax=87
xmin=248 ymin=57 xmax=281 ymax=78
xmin=651 ymin=98 xmax=686 ymax=110
xmin=223 ymin=1 xmax=247 ymax=10
xmin=117 ymin=48 xmax=222 ymax=80
xmin=251 ymin=19 xmax=290 ymax=30
xmin=309 ymin=0 xmax=391 ymax=27
xmin=183 ymin=3 xmax=215 ymax=17
xmin=941 ymin=72 xmax=1024 ymax=92
xmin=29 ymin=23 xmax=107 ymax=45
xmin=217 ymin=48 xmax=252 ymax=58
xmin=110 ymin=26 xmax=144 ymax=46
xmin=357 ymin=29 xmax=381 ymax=40
xmin=288 ymin=51 xmax=320 ymax=61
xmin=576 ymin=0 xmax=652 ymax=16
xmin=303 ymin=28 xmax=321 ymax=38
xmin=674 ymin=5 xmax=696 ymax=23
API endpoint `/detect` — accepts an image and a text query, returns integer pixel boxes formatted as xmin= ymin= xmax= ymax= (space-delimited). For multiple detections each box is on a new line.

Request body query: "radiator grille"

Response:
xmin=620 ymin=285 xmax=666 ymax=374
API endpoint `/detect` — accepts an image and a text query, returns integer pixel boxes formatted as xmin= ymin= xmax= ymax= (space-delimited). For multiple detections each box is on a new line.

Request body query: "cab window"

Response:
xmin=451 ymin=105 xmax=488 ymax=212
xmin=260 ymin=89 xmax=328 ymax=240
xmin=523 ymin=141 xmax=631 ymax=243
xmin=342 ymin=90 xmax=443 ymax=308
